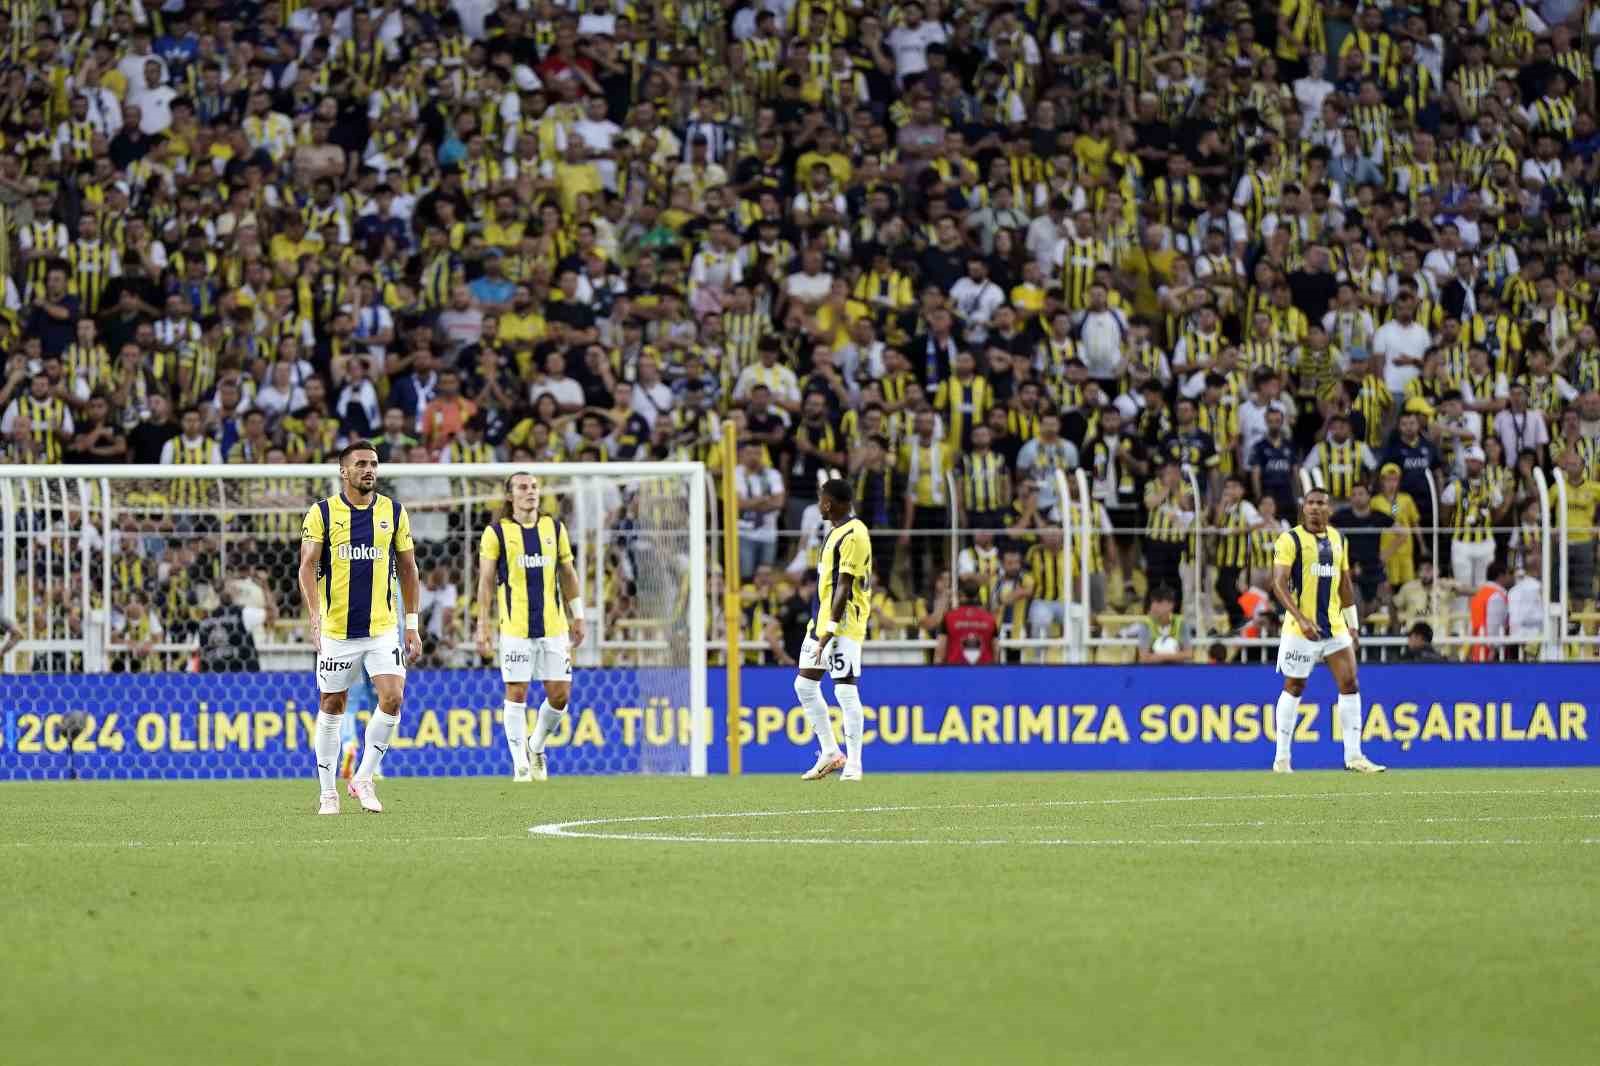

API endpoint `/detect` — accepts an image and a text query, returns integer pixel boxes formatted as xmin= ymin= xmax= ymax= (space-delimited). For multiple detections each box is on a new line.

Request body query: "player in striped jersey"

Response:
xmin=796 ymin=479 xmax=873 ymax=782
xmin=476 ymin=472 xmax=586 ymax=783
xmin=1270 ymin=488 xmax=1386 ymax=774
xmin=298 ymin=442 xmax=423 ymax=815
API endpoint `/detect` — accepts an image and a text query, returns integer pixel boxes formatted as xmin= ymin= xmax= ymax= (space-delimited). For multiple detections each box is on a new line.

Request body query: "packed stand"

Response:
xmin=3 ymin=0 xmax=1600 ymax=669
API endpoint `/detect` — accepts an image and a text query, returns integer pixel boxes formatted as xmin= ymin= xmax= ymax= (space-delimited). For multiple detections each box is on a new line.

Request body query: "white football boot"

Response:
xmin=347 ymin=777 xmax=384 ymax=813
xmin=801 ymin=752 xmax=846 ymax=780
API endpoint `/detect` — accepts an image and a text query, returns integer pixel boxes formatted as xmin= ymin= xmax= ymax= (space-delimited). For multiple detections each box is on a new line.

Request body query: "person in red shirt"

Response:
xmin=938 ymin=578 xmax=998 ymax=665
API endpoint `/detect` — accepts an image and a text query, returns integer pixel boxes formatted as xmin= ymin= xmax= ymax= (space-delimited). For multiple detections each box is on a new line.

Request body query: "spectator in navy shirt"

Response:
xmin=1380 ymin=409 xmax=1443 ymax=530
xmin=354 ymin=185 xmax=411 ymax=251
xmin=1249 ymin=407 xmax=1299 ymax=517
xmin=26 ymin=266 xmax=78 ymax=358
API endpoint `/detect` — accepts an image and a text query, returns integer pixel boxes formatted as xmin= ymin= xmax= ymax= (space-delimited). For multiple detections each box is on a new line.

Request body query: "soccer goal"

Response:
xmin=0 ymin=462 xmax=710 ymax=780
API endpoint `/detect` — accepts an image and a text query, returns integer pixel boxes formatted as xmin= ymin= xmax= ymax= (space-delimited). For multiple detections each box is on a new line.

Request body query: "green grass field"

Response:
xmin=4 ymin=769 xmax=1599 ymax=1066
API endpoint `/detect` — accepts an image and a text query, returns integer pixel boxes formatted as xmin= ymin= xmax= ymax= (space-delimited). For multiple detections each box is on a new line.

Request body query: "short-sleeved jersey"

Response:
xmin=479 ymin=514 xmax=575 ymax=638
xmin=811 ymin=516 xmax=873 ymax=642
xmin=301 ymin=493 xmax=415 ymax=639
xmin=1272 ymin=525 xmax=1350 ymax=639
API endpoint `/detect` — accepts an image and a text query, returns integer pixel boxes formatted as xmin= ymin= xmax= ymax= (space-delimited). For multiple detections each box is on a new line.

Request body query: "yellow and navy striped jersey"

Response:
xmin=961 ymin=450 xmax=1008 ymax=513
xmin=301 ymin=493 xmax=415 ymax=640
xmin=1215 ymin=503 xmax=1254 ymax=568
xmin=478 ymin=514 xmax=575 ymax=639
xmin=812 ymin=516 xmax=872 ymax=643
xmin=1449 ymin=477 xmax=1497 ymax=544
xmin=1026 ymin=541 xmax=1065 ymax=600
xmin=1272 ymin=525 xmax=1350 ymax=639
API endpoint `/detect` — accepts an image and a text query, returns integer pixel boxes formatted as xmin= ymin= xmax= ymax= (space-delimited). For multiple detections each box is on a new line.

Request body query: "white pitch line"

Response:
xmin=528 ymin=788 xmax=1600 ymax=847
xmin=784 ymin=812 xmax=1600 ymax=837
xmin=3 ymin=834 xmax=522 ymax=850
xmin=525 ymin=830 xmax=1561 ymax=848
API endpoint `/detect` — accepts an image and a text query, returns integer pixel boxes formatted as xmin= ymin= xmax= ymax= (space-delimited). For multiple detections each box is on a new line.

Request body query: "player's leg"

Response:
xmin=314 ymin=640 xmax=360 ymax=813
xmin=1326 ymin=642 xmax=1385 ymax=773
xmin=795 ymin=635 xmax=843 ymax=779
xmin=349 ymin=634 xmax=407 ymax=811
xmin=832 ymin=638 xmax=865 ymax=780
xmin=1272 ymin=635 xmax=1315 ymax=772
xmin=504 ymin=681 xmax=532 ymax=780
xmin=499 ymin=636 xmax=534 ymax=781
xmin=527 ymin=636 xmax=573 ymax=779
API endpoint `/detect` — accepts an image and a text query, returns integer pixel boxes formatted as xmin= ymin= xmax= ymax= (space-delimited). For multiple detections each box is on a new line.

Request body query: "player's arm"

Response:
xmin=1338 ymin=538 xmax=1359 ymax=649
xmin=475 ymin=556 xmax=498 ymax=659
xmin=397 ymin=547 xmax=423 ymax=660
xmin=1269 ymin=532 xmax=1319 ymax=639
xmin=556 ymin=521 xmax=585 ymax=649
xmin=475 ymin=525 xmax=500 ymax=658
xmin=297 ymin=503 xmax=326 ymax=651
xmin=558 ymin=559 xmax=586 ymax=648
xmin=820 ymin=571 xmax=855 ymax=651
xmin=297 ymin=538 xmax=323 ymax=652
xmin=1270 ymin=561 xmax=1318 ymax=640
xmin=392 ymin=500 xmax=423 ymax=659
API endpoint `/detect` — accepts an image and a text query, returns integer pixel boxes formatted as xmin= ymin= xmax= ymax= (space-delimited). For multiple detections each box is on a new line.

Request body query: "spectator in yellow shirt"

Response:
xmin=1556 ymin=449 xmax=1600 ymax=604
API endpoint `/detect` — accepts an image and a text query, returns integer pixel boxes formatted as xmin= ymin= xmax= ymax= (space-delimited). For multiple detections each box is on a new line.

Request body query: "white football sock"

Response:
xmin=529 ymin=700 xmax=565 ymax=754
xmin=354 ymin=709 xmax=399 ymax=781
xmin=1338 ymin=692 xmax=1364 ymax=762
xmin=836 ymin=683 xmax=864 ymax=768
xmin=1274 ymin=691 xmax=1299 ymax=763
xmin=314 ymin=711 xmax=342 ymax=791
xmin=503 ymin=701 xmax=529 ymax=772
xmin=794 ymin=675 xmax=840 ymax=758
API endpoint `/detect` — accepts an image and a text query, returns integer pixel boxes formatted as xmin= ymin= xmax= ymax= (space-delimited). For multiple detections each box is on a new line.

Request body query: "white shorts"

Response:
xmin=317 ymin=630 xmax=404 ymax=693
xmin=500 ymin=635 xmax=572 ymax=683
xmin=799 ymin=634 xmax=863 ymax=681
xmin=1275 ymin=631 xmax=1354 ymax=679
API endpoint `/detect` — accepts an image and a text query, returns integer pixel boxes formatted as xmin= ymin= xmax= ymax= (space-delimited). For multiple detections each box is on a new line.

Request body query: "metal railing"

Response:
xmin=6 ymin=459 xmax=1598 ymax=671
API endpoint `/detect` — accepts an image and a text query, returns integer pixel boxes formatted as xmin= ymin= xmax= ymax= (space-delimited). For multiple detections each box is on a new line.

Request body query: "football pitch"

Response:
xmin=4 ymin=769 xmax=1598 ymax=1066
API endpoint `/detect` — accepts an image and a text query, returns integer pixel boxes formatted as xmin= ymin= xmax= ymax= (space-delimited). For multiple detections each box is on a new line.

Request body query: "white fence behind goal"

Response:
xmin=0 ymin=463 xmax=709 ymax=778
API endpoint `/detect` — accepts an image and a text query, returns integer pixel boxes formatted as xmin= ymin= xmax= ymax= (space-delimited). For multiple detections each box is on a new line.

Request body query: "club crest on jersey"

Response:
xmin=378 ymin=519 xmax=391 ymax=531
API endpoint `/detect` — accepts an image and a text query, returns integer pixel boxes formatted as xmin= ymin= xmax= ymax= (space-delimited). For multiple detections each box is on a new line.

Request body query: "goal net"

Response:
xmin=0 ymin=462 xmax=709 ymax=780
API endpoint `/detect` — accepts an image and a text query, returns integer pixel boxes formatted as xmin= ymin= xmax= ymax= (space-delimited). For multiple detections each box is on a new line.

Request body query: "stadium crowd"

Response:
xmin=3 ymin=0 xmax=1600 ymax=669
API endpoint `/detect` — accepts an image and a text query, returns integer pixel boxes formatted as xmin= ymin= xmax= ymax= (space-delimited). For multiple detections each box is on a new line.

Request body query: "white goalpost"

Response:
xmin=0 ymin=462 xmax=710 ymax=778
